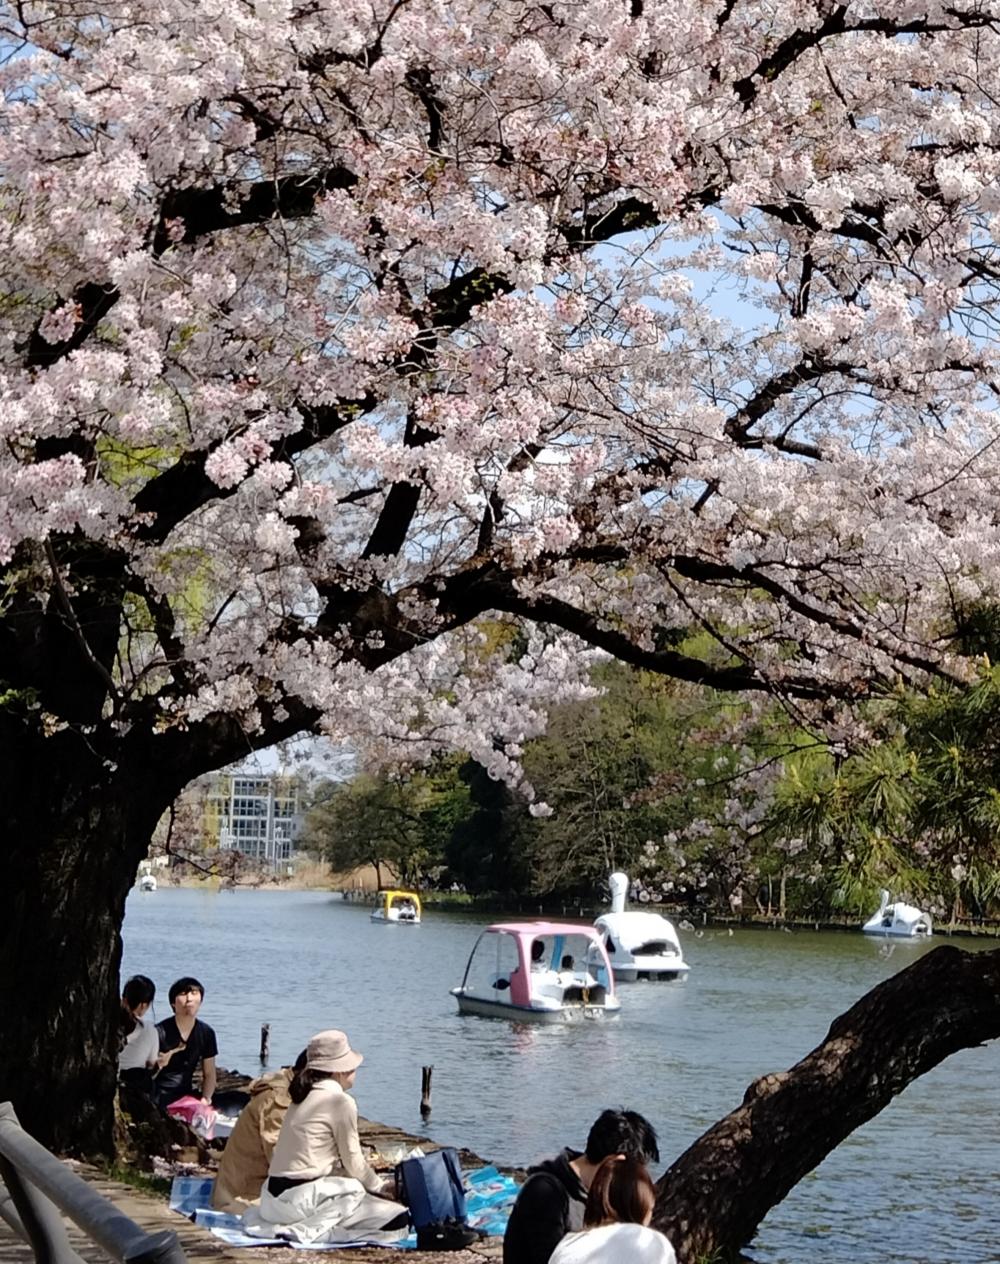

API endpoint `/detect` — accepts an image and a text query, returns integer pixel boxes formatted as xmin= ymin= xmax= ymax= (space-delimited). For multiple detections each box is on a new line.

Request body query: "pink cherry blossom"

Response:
xmin=1 ymin=0 xmax=999 ymax=787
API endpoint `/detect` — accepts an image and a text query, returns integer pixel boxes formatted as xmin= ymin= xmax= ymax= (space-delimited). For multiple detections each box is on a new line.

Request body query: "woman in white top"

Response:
xmin=117 ymin=975 xmax=159 ymax=1092
xmin=549 ymin=1155 xmax=676 ymax=1264
xmin=245 ymin=1029 xmax=407 ymax=1243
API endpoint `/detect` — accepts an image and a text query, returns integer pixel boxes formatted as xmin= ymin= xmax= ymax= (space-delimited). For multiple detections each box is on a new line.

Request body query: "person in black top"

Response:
xmin=154 ymin=976 xmax=218 ymax=1109
xmin=502 ymin=1108 xmax=659 ymax=1264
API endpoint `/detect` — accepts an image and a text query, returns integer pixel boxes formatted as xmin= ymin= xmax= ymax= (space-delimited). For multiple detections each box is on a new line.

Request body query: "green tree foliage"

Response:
xmin=771 ymin=666 xmax=1000 ymax=922
xmin=307 ymin=658 xmax=1000 ymax=922
xmin=518 ymin=663 xmax=729 ymax=896
xmin=300 ymin=759 xmax=470 ymax=889
xmin=444 ymin=759 xmax=532 ymax=895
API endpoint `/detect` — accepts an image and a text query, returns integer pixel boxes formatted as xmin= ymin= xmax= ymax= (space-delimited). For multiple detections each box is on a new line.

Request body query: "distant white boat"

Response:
xmin=138 ymin=873 xmax=157 ymax=892
xmin=862 ymin=889 xmax=932 ymax=938
xmin=588 ymin=873 xmax=691 ymax=981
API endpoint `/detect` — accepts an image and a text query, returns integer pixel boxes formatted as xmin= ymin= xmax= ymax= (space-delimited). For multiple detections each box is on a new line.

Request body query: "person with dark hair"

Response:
xmin=212 ymin=1050 xmax=308 ymax=1213
xmin=549 ymin=1156 xmax=676 ymax=1263
xmin=243 ymin=1029 xmax=407 ymax=1243
xmin=502 ymin=1108 xmax=660 ymax=1264
xmin=118 ymin=975 xmax=158 ymax=1095
xmin=500 ymin=936 xmax=549 ymax=990
xmin=154 ymin=976 xmax=218 ymax=1109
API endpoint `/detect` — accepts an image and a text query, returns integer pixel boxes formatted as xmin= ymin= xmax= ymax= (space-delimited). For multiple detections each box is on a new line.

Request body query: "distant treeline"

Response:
xmin=299 ymin=659 xmax=1000 ymax=924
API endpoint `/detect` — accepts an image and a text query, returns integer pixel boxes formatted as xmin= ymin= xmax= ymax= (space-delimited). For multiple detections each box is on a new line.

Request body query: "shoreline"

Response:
xmin=139 ymin=881 xmax=1000 ymax=937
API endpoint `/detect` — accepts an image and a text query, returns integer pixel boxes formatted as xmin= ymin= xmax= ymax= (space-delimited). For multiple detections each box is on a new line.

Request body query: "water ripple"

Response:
xmin=123 ymin=891 xmax=1000 ymax=1263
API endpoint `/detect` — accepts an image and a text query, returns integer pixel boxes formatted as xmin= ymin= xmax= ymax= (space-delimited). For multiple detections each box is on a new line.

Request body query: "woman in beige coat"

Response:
xmin=243 ymin=1029 xmax=407 ymax=1244
xmin=212 ymin=1052 xmax=305 ymax=1212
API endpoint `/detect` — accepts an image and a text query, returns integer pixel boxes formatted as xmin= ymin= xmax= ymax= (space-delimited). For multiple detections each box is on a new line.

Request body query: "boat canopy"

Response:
xmin=597 ymin=911 xmax=681 ymax=954
xmin=460 ymin=921 xmax=615 ymax=1009
xmin=380 ymin=889 xmax=421 ymax=915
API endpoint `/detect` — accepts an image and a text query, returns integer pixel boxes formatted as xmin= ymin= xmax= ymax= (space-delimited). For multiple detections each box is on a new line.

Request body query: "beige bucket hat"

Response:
xmin=305 ymin=1029 xmax=364 ymax=1074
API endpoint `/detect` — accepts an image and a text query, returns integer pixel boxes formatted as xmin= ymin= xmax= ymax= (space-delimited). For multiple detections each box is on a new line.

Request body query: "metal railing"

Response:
xmin=0 ymin=1103 xmax=187 ymax=1264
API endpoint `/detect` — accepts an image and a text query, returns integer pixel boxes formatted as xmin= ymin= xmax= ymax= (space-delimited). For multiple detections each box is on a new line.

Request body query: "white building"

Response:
xmin=207 ymin=774 xmax=303 ymax=864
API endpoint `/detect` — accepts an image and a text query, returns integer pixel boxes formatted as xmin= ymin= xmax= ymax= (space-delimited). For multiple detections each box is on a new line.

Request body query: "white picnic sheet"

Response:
xmin=169 ymin=1166 xmax=519 ymax=1249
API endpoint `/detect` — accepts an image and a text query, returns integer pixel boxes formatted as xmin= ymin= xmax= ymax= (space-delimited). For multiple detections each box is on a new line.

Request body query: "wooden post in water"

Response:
xmin=420 ymin=1065 xmax=433 ymax=1118
xmin=259 ymin=1022 xmax=270 ymax=1065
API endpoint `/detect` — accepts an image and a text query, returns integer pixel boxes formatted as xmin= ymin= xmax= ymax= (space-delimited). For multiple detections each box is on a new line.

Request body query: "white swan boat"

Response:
xmin=138 ymin=873 xmax=157 ymax=892
xmin=588 ymin=873 xmax=691 ymax=981
xmin=862 ymin=889 xmax=932 ymax=938
xmin=451 ymin=921 xmax=620 ymax=1022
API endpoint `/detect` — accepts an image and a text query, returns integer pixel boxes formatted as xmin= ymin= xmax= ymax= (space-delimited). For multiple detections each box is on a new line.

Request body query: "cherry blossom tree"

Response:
xmin=3 ymin=0 xmax=1000 ymax=1244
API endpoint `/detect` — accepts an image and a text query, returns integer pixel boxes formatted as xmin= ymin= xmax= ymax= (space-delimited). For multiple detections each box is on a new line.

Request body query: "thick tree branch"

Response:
xmin=361 ymin=404 xmax=436 ymax=558
xmin=426 ymin=566 xmax=843 ymax=700
xmin=152 ymin=165 xmax=359 ymax=255
xmin=654 ymin=945 xmax=1000 ymax=1262
xmin=734 ymin=7 xmax=1000 ymax=108
xmin=24 ymin=282 xmax=119 ymax=370
xmin=669 ymin=553 xmax=960 ymax=684
xmin=724 ymin=357 xmax=841 ymax=453
xmin=132 ymin=395 xmax=377 ymax=544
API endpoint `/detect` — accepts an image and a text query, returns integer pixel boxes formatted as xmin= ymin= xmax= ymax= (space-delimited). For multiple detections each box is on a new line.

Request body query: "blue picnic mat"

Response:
xmin=169 ymin=1167 xmax=519 ymax=1249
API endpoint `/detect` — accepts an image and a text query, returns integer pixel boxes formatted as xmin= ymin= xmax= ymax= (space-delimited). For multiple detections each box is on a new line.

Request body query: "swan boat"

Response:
xmin=862 ymin=889 xmax=932 ymax=938
xmin=370 ymin=889 xmax=421 ymax=923
xmin=451 ymin=921 xmax=620 ymax=1022
xmin=587 ymin=872 xmax=691 ymax=981
xmin=138 ymin=872 xmax=157 ymax=892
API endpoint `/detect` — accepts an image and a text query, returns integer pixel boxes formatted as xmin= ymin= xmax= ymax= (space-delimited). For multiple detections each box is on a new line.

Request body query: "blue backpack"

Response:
xmin=395 ymin=1147 xmax=467 ymax=1229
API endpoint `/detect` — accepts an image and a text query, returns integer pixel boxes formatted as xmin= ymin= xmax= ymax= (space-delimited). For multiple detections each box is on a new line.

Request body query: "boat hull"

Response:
xmin=611 ymin=961 xmax=690 ymax=982
xmin=453 ymin=992 xmax=619 ymax=1023
xmin=861 ymin=925 xmax=931 ymax=938
xmin=371 ymin=910 xmax=420 ymax=924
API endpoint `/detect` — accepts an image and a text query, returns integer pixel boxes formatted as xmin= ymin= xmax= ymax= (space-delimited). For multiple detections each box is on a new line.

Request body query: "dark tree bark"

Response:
xmin=653 ymin=944 xmax=1000 ymax=1263
xmin=0 ymin=718 xmax=183 ymax=1155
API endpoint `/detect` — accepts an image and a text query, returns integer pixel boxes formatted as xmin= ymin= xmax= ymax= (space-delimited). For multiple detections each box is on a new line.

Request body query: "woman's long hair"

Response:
xmin=583 ymin=1155 xmax=656 ymax=1228
xmin=289 ymin=1067 xmax=335 ymax=1104
xmin=119 ymin=975 xmax=156 ymax=1047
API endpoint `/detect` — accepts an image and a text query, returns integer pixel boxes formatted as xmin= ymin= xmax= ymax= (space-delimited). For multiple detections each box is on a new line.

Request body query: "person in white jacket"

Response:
xmin=243 ymin=1029 xmax=407 ymax=1246
xmin=549 ymin=1155 xmax=676 ymax=1264
xmin=118 ymin=975 xmax=159 ymax=1093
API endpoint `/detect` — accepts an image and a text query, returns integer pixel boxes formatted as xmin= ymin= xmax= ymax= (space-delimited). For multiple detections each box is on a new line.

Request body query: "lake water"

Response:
xmin=122 ymin=889 xmax=999 ymax=1263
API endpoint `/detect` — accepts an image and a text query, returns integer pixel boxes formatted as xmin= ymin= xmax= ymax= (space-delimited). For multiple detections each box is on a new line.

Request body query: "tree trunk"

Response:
xmin=0 ymin=724 xmax=175 ymax=1154
xmin=653 ymin=944 xmax=1000 ymax=1262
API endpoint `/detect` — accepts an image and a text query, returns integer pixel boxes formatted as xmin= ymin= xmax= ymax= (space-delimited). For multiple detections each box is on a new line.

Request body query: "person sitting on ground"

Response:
xmin=118 ymin=975 xmax=159 ymax=1097
xmin=549 ymin=1155 xmax=676 ymax=1264
xmin=212 ymin=1050 xmax=308 ymax=1213
xmin=246 ymin=1029 xmax=407 ymax=1240
xmin=502 ymin=1107 xmax=660 ymax=1264
xmin=154 ymin=976 xmax=218 ymax=1109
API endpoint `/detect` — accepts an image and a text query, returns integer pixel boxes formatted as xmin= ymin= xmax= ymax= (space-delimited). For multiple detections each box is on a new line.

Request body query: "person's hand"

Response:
xmin=156 ymin=1043 xmax=186 ymax=1069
